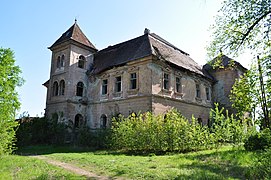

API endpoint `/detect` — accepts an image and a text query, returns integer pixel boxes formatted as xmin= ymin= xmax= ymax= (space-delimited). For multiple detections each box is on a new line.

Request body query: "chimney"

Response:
xmin=144 ymin=28 xmax=150 ymax=35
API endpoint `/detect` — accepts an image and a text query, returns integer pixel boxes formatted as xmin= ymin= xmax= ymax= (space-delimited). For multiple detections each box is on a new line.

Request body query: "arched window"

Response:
xmin=53 ymin=81 xmax=59 ymax=96
xmin=59 ymin=80 xmax=65 ymax=95
xmin=74 ymin=114 xmax=84 ymax=128
xmin=57 ymin=56 xmax=61 ymax=68
xmin=78 ymin=55 xmax=85 ymax=69
xmin=61 ymin=55 xmax=65 ymax=67
xmin=76 ymin=82 xmax=84 ymax=97
xmin=100 ymin=114 xmax=107 ymax=128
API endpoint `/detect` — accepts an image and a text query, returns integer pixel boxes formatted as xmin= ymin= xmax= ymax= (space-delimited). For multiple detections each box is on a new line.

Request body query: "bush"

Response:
xmin=75 ymin=126 xmax=111 ymax=149
xmin=111 ymin=109 xmax=215 ymax=153
xmin=244 ymin=128 xmax=271 ymax=151
xmin=16 ymin=116 xmax=67 ymax=146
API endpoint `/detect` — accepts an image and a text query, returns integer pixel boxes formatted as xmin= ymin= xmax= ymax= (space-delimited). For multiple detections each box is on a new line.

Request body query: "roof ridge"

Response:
xmin=149 ymin=33 xmax=189 ymax=56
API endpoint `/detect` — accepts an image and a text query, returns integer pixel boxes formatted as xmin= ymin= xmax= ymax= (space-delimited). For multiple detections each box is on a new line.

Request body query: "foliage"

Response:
xmin=111 ymin=107 xmax=246 ymax=153
xmin=208 ymin=0 xmax=271 ymax=129
xmin=207 ymin=0 xmax=271 ymax=58
xmin=111 ymin=110 xmax=211 ymax=153
xmin=75 ymin=126 xmax=111 ymax=149
xmin=16 ymin=116 xmax=67 ymax=146
xmin=244 ymin=128 xmax=271 ymax=151
xmin=246 ymin=149 xmax=271 ymax=179
xmin=0 ymin=48 xmax=23 ymax=155
xmin=230 ymin=66 xmax=258 ymax=121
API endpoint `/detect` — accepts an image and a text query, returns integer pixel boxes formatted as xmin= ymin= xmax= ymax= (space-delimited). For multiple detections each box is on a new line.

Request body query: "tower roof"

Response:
xmin=49 ymin=21 xmax=97 ymax=50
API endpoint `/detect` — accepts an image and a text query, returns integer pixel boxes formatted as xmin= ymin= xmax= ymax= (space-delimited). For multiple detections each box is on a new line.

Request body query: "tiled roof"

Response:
xmin=49 ymin=22 xmax=97 ymax=50
xmin=93 ymin=32 xmax=209 ymax=79
xmin=203 ymin=55 xmax=247 ymax=72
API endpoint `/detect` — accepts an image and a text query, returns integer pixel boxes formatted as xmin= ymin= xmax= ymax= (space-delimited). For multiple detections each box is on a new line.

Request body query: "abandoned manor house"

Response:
xmin=43 ymin=21 xmax=246 ymax=129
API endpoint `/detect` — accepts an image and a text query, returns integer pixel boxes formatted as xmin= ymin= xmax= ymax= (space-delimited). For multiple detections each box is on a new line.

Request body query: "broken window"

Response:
xmin=78 ymin=55 xmax=85 ymax=69
xmin=59 ymin=80 xmax=65 ymax=95
xmin=76 ymin=82 xmax=84 ymax=97
xmin=53 ymin=81 xmax=59 ymax=96
xmin=100 ymin=114 xmax=107 ymax=128
xmin=115 ymin=76 xmax=122 ymax=92
xmin=206 ymin=87 xmax=210 ymax=100
xmin=102 ymin=79 xmax=108 ymax=95
xmin=176 ymin=77 xmax=181 ymax=93
xmin=74 ymin=114 xmax=84 ymax=129
xmin=163 ymin=73 xmax=170 ymax=90
xmin=130 ymin=73 xmax=137 ymax=90
xmin=196 ymin=84 xmax=201 ymax=98
xmin=56 ymin=56 xmax=61 ymax=68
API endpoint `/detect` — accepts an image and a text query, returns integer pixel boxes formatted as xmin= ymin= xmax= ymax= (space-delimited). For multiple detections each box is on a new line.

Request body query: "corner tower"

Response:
xmin=44 ymin=21 xmax=97 ymax=128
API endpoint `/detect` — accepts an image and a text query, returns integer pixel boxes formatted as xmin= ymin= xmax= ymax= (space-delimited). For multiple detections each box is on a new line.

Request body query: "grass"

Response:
xmin=15 ymin=145 xmax=259 ymax=179
xmin=0 ymin=155 xmax=87 ymax=179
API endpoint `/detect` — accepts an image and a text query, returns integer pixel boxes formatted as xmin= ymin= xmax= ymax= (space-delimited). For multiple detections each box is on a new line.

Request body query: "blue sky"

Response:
xmin=0 ymin=0 xmax=249 ymax=117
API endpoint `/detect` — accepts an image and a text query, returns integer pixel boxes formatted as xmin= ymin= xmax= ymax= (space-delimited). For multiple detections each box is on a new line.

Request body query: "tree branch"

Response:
xmin=237 ymin=10 xmax=271 ymax=50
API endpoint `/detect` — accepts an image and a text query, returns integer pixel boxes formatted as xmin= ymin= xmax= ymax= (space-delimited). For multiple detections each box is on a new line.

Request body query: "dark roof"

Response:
xmin=93 ymin=32 xmax=208 ymax=78
xmin=203 ymin=55 xmax=247 ymax=72
xmin=49 ymin=22 xmax=97 ymax=50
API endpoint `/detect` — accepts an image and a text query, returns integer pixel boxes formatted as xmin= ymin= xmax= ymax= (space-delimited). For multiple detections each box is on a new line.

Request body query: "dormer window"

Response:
xmin=78 ymin=55 xmax=85 ymax=69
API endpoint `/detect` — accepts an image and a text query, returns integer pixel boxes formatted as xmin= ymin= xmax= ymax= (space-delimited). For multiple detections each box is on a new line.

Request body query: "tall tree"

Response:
xmin=0 ymin=48 xmax=23 ymax=155
xmin=208 ymin=0 xmax=271 ymax=129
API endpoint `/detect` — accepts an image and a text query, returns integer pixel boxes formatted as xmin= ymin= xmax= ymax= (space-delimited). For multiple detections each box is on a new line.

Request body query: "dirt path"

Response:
xmin=30 ymin=155 xmax=111 ymax=179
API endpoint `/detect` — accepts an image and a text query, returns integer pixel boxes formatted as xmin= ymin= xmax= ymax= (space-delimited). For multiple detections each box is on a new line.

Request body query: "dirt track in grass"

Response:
xmin=30 ymin=155 xmax=111 ymax=180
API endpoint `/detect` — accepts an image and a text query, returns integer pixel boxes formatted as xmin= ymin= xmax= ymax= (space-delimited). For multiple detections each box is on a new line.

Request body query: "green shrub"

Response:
xmin=111 ymin=109 xmax=215 ymax=153
xmin=246 ymin=149 xmax=271 ymax=179
xmin=244 ymin=128 xmax=271 ymax=151
xmin=16 ymin=116 xmax=67 ymax=146
xmin=75 ymin=126 xmax=111 ymax=149
xmin=210 ymin=103 xmax=245 ymax=147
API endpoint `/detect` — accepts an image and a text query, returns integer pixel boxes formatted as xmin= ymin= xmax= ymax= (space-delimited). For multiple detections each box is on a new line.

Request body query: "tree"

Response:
xmin=230 ymin=66 xmax=258 ymax=121
xmin=208 ymin=0 xmax=271 ymax=129
xmin=0 ymin=48 xmax=23 ymax=155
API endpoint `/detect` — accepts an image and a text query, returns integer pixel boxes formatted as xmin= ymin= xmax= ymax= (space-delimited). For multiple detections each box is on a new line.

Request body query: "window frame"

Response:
xmin=130 ymin=72 xmax=137 ymax=90
xmin=78 ymin=55 xmax=86 ymax=69
xmin=53 ymin=81 xmax=59 ymax=96
xmin=56 ymin=56 xmax=61 ymax=69
xmin=59 ymin=80 xmax=65 ymax=96
xmin=163 ymin=73 xmax=170 ymax=90
xmin=115 ymin=76 xmax=122 ymax=93
xmin=175 ymin=76 xmax=182 ymax=93
xmin=196 ymin=83 xmax=201 ymax=98
xmin=100 ymin=114 xmax=107 ymax=128
xmin=102 ymin=79 xmax=108 ymax=95
xmin=76 ymin=82 xmax=84 ymax=97
xmin=60 ymin=54 xmax=65 ymax=68
xmin=206 ymin=87 xmax=211 ymax=101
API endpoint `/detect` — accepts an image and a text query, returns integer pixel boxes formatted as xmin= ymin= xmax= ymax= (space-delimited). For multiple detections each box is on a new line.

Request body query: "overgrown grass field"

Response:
xmin=2 ymin=145 xmax=265 ymax=179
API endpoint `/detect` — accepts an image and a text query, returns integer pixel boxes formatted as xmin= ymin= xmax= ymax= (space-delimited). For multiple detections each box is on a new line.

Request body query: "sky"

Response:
xmin=0 ymin=0 xmax=251 ymax=117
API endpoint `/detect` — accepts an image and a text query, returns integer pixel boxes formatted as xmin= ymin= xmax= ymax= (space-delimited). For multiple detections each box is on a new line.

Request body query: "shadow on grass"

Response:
xmin=15 ymin=145 xmax=98 ymax=155
xmin=174 ymin=148 xmax=251 ymax=179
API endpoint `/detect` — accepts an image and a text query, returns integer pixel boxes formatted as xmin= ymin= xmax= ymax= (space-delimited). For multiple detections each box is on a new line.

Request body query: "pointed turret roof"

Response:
xmin=49 ymin=21 xmax=97 ymax=50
